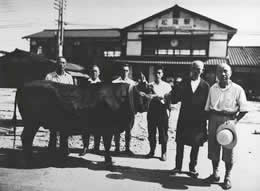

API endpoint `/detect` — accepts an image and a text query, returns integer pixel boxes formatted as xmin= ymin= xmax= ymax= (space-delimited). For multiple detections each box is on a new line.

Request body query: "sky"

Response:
xmin=0 ymin=0 xmax=260 ymax=52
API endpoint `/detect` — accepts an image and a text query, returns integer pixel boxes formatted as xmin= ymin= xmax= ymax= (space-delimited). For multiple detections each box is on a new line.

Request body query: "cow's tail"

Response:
xmin=12 ymin=88 xmax=19 ymax=149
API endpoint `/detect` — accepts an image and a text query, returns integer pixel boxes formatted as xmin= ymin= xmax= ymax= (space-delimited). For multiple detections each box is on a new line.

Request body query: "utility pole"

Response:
xmin=54 ymin=0 xmax=66 ymax=58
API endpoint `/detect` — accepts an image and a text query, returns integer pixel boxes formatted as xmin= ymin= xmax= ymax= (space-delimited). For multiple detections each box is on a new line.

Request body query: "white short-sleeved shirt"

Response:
xmin=112 ymin=77 xmax=136 ymax=85
xmin=45 ymin=71 xmax=74 ymax=85
xmin=205 ymin=81 xmax=248 ymax=113
xmin=150 ymin=81 xmax=172 ymax=98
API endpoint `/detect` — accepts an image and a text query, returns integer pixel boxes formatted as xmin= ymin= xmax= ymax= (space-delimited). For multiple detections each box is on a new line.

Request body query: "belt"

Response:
xmin=210 ymin=110 xmax=237 ymax=118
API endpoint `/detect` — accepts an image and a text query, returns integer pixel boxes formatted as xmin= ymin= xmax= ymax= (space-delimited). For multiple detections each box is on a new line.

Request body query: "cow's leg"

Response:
xmin=125 ymin=118 xmax=134 ymax=155
xmin=48 ymin=129 xmax=57 ymax=152
xmin=21 ymin=122 xmax=39 ymax=162
xmin=59 ymin=132 xmax=69 ymax=158
xmin=94 ymin=135 xmax=101 ymax=152
xmin=103 ymin=134 xmax=113 ymax=164
xmin=114 ymin=133 xmax=120 ymax=153
xmin=80 ymin=133 xmax=90 ymax=156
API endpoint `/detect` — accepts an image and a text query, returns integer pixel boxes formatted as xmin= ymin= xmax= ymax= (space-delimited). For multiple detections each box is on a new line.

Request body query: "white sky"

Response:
xmin=0 ymin=0 xmax=259 ymax=52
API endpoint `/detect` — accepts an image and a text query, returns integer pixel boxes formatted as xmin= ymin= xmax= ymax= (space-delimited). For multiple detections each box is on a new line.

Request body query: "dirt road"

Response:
xmin=0 ymin=89 xmax=260 ymax=191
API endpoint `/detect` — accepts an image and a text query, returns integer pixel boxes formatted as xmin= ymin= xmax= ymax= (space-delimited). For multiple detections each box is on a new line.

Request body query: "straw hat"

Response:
xmin=216 ymin=121 xmax=237 ymax=149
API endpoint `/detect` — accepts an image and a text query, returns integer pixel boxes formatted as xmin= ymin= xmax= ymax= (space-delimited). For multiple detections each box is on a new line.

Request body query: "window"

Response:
xmin=104 ymin=50 xmax=121 ymax=57
xmin=156 ymin=49 xmax=191 ymax=56
xmin=37 ymin=46 xmax=43 ymax=55
xmin=192 ymin=49 xmax=206 ymax=56
xmin=173 ymin=18 xmax=179 ymax=25
xmin=158 ymin=49 xmax=167 ymax=55
xmin=180 ymin=49 xmax=191 ymax=55
xmin=184 ymin=18 xmax=190 ymax=25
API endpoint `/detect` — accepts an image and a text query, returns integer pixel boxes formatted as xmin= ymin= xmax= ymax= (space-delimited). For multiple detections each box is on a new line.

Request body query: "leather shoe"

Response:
xmin=223 ymin=178 xmax=232 ymax=190
xmin=169 ymin=168 xmax=181 ymax=175
xmin=203 ymin=174 xmax=220 ymax=183
xmin=160 ymin=153 xmax=167 ymax=161
xmin=189 ymin=169 xmax=199 ymax=177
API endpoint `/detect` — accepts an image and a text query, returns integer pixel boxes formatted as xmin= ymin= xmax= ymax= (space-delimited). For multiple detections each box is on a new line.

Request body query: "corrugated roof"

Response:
xmin=228 ymin=47 xmax=260 ymax=66
xmin=112 ymin=58 xmax=227 ymax=66
xmin=23 ymin=29 xmax=121 ymax=39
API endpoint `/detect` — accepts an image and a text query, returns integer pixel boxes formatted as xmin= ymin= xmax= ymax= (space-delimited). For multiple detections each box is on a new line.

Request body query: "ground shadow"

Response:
xmin=79 ymin=150 xmax=161 ymax=160
xmin=106 ymin=165 xmax=211 ymax=190
xmin=0 ymin=148 xmax=110 ymax=170
xmin=0 ymin=147 xmax=213 ymax=190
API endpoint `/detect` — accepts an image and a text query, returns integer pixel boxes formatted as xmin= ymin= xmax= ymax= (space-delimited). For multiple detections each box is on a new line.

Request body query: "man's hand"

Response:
xmin=226 ymin=119 xmax=238 ymax=126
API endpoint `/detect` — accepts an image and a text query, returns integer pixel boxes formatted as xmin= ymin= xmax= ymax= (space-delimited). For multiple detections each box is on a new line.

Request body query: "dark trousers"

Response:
xmin=147 ymin=99 xmax=169 ymax=150
xmin=175 ymin=142 xmax=200 ymax=170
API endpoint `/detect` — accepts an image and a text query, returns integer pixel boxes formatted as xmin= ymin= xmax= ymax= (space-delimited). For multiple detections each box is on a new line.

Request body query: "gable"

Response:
xmin=123 ymin=5 xmax=236 ymax=34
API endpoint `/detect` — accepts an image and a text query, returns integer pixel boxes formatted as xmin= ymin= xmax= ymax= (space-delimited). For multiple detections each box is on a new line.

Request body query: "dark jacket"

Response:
xmin=171 ymin=78 xmax=210 ymax=146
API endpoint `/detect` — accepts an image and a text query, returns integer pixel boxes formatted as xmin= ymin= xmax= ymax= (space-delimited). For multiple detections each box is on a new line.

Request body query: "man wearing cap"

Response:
xmin=112 ymin=64 xmax=136 ymax=154
xmin=169 ymin=60 xmax=209 ymax=176
xmin=45 ymin=57 xmax=74 ymax=151
xmin=204 ymin=63 xmax=248 ymax=189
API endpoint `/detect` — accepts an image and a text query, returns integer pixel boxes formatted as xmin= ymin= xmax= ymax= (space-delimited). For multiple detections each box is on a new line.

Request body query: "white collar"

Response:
xmin=191 ymin=77 xmax=201 ymax=83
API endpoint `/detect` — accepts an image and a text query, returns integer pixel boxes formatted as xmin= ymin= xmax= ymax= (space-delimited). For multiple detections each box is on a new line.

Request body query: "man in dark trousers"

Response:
xmin=170 ymin=60 xmax=210 ymax=176
xmin=146 ymin=65 xmax=172 ymax=161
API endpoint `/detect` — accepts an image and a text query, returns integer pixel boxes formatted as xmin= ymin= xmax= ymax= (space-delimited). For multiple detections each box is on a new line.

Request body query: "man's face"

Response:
xmin=216 ymin=64 xmax=232 ymax=84
xmin=91 ymin=66 xmax=100 ymax=80
xmin=190 ymin=63 xmax=204 ymax=80
xmin=155 ymin=69 xmax=163 ymax=81
xmin=120 ymin=66 xmax=130 ymax=79
xmin=57 ymin=58 xmax=66 ymax=71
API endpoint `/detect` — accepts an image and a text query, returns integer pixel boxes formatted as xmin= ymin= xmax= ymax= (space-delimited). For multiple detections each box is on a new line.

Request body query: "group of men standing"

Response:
xmin=45 ymin=57 xmax=248 ymax=190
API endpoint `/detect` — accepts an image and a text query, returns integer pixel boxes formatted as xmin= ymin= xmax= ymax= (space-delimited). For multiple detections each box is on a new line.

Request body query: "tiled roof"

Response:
xmin=23 ymin=29 xmax=121 ymax=39
xmin=228 ymin=47 xmax=260 ymax=66
xmin=112 ymin=58 xmax=227 ymax=66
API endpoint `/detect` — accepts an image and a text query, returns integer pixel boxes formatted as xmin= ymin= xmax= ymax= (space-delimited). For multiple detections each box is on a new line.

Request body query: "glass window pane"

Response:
xmin=180 ymin=49 xmax=190 ymax=55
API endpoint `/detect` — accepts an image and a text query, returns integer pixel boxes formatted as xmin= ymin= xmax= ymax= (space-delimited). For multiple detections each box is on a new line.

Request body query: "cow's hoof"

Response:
xmin=93 ymin=147 xmax=100 ymax=153
xmin=105 ymin=155 xmax=112 ymax=163
xmin=104 ymin=160 xmax=113 ymax=169
xmin=79 ymin=149 xmax=88 ymax=156
xmin=47 ymin=146 xmax=57 ymax=153
xmin=145 ymin=152 xmax=154 ymax=158
xmin=124 ymin=149 xmax=134 ymax=156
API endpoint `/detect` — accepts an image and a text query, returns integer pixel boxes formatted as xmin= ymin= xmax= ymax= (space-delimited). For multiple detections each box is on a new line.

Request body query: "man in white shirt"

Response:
xmin=204 ymin=63 xmax=248 ymax=189
xmin=45 ymin=57 xmax=74 ymax=152
xmin=45 ymin=57 xmax=74 ymax=85
xmin=112 ymin=64 xmax=136 ymax=154
xmin=88 ymin=65 xmax=101 ymax=84
xmin=146 ymin=65 xmax=172 ymax=161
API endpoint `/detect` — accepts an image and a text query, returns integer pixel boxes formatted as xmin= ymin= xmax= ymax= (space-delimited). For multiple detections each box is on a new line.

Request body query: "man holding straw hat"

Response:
xmin=204 ymin=63 xmax=248 ymax=189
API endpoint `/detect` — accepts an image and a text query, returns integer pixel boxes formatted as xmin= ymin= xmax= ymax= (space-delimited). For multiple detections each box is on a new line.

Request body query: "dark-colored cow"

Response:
xmin=17 ymin=80 xmax=150 ymax=164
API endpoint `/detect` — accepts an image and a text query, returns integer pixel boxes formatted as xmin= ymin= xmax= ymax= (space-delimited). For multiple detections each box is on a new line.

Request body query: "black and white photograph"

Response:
xmin=0 ymin=0 xmax=259 ymax=190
